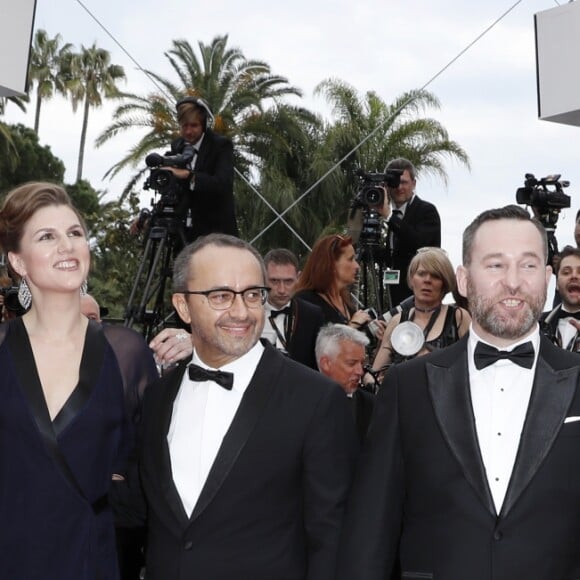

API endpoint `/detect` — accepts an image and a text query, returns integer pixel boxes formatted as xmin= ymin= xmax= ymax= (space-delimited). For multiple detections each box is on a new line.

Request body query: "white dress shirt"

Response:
xmin=261 ymin=301 xmax=291 ymax=350
xmin=388 ymin=194 xmax=415 ymax=248
xmin=167 ymin=342 xmax=264 ymax=517
xmin=557 ymin=308 xmax=580 ymax=350
xmin=467 ymin=326 xmax=540 ymax=513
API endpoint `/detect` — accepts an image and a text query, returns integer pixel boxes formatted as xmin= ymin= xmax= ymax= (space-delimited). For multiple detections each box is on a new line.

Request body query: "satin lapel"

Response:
xmin=500 ymin=347 xmax=579 ymax=518
xmin=154 ymin=359 xmax=191 ymax=528
xmin=190 ymin=347 xmax=281 ymax=523
xmin=426 ymin=340 xmax=496 ymax=516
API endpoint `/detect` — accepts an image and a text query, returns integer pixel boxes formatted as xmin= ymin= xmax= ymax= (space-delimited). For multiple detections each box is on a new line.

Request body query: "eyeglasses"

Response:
xmin=179 ymin=286 xmax=269 ymax=310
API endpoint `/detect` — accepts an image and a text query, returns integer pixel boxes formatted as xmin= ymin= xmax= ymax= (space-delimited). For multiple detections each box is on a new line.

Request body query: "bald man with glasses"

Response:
xmin=112 ymin=233 xmax=357 ymax=580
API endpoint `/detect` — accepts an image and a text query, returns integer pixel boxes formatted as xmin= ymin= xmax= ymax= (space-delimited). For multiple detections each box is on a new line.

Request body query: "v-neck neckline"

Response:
xmin=8 ymin=317 xmax=106 ymax=437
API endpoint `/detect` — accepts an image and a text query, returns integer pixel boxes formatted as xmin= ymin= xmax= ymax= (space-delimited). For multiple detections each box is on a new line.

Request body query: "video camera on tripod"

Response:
xmin=346 ymin=167 xmax=403 ymax=315
xmin=144 ymin=143 xmax=196 ymax=208
xmin=123 ymin=144 xmax=196 ymax=339
xmin=515 ymin=173 xmax=572 ymax=267
xmin=348 ymin=169 xmax=402 ymax=247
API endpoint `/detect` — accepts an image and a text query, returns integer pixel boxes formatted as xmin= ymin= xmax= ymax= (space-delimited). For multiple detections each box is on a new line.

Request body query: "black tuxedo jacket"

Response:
xmin=114 ymin=345 xmax=357 ymax=580
xmin=286 ymin=297 xmax=325 ymax=369
xmin=350 ymin=387 xmax=375 ymax=443
xmin=172 ymin=130 xmax=238 ymax=239
xmin=540 ymin=305 xmax=580 ymax=352
xmin=388 ymin=195 xmax=441 ymax=306
xmin=338 ymin=334 xmax=580 ymax=580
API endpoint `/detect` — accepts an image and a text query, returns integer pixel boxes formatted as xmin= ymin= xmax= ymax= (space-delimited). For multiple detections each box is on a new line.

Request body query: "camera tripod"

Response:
xmin=356 ymin=242 xmax=391 ymax=315
xmin=124 ymin=208 xmax=188 ymax=341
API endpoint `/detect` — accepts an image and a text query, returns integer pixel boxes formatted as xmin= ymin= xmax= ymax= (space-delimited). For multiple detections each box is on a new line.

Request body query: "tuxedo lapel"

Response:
xmin=426 ymin=339 xmax=496 ymax=516
xmin=190 ymin=346 xmax=282 ymax=523
xmin=154 ymin=360 xmax=191 ymax=528
xmin=500 ymin=342 xmax=580 ymax=518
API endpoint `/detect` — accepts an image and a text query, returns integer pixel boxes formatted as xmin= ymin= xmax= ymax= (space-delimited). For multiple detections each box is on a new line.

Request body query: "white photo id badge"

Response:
xmin=383 ymin=269 xmax=400 ymax=285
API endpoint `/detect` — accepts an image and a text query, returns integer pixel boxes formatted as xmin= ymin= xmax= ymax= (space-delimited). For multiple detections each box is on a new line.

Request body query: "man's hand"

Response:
xmin=376 ymin=186 xmax=391 ymax=219
xmin=163 ymin=166 xmax=191 ymax=180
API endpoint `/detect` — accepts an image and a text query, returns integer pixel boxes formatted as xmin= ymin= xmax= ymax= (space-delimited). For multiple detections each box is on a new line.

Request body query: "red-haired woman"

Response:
xmin=295 ymin=234 xmax=373 ymax=330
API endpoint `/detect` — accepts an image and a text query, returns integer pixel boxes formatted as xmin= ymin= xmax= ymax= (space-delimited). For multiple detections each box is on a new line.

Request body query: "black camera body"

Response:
xmin=355 ymin=169 xmax=402 ymax=209
xmin=144 ymin=144 xmax=196 ymax=208
xmin=516 ymin=173 xmax=571 ymax=211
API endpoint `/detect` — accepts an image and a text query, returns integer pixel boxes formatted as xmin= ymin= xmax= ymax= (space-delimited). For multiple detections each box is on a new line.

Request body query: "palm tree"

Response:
xmin=96 ymin=35 xmax=303 ymax=193
xmin=63 ymin=43 xmax=125 ymax=182
xmin=302 ymin=79 xmax=471 ymax=232
xmin=0 ymin=95 xmax=28 ymax=171
xmin=28 ymin=29 xmax=72 ymax=134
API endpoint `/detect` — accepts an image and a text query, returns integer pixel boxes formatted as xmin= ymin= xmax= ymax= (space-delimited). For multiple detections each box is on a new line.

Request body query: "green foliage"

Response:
xmin=86 ymin=191 xmax=142 ymax=319
xmin=61 ymin=43 xmax=126 ymax=182
xmin=28 ymin=30 xmax=72 ymax=134
xmin=0 ymin=124 xmax=65 ymax=196
xmin=96 ymin=35 xmax=303 ymax=197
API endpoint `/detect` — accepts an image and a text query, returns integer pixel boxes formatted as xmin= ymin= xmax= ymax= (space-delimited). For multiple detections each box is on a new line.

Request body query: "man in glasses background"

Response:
xmin=113 ymin=233 xmax=357 ymax=580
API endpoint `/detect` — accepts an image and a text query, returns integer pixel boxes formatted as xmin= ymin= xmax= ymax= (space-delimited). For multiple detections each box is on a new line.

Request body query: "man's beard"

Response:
xmin=467 ymin=278 xmax=545 ymax=341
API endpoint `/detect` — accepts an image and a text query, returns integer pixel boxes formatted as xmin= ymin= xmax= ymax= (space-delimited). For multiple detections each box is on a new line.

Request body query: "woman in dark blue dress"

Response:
xmin=0 ymin=182 xmax=157 ymax=580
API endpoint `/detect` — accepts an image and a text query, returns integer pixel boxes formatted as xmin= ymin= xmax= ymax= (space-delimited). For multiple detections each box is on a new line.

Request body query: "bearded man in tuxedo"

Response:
xmin=338 ymin=205 xmax=580 ymax=580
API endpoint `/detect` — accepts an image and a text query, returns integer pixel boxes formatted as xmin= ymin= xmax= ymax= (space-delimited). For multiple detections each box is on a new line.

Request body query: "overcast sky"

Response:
xmin=4 ymin=0 xmax=579 ymax=280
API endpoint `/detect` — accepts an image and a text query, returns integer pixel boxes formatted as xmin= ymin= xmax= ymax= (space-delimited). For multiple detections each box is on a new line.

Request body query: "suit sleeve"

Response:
xmin=389 ymin=200 xmax=441 ymax=251
xmin=302 ymin=382 xmax=358 ymax=580
xmin=193 ymin=135 xmax=234 ymax=201
xmin=337 ymin=366 xmax=405 ymax=580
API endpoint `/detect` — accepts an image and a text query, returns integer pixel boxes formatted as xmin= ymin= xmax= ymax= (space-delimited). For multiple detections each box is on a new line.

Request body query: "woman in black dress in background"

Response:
xmin=295 ymin=234 xmax=373 ymax=330
xmin=0 ymin=183 xmax=157 ymax=580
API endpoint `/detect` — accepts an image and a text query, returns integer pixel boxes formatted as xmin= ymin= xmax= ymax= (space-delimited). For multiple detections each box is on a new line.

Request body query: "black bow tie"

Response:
xmin=556 ymin=309 xmax=580 ymax=321
xmin=473 ymin=341 xmax=535 ymax=371
xmin=270 ymin=306 xmax=292 ymax=318
xmin=188 ymin=363 xmax=234 ymax=390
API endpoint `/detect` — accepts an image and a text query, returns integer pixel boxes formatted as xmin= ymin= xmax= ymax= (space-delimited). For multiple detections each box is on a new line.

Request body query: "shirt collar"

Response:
xmin=391 ymin=193 xmax=415 ymax=214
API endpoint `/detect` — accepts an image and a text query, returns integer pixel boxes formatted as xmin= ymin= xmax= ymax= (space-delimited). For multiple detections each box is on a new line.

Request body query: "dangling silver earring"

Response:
xmin=80 ymin=280 xmax=88 ymax=296
xmin=18 ymin=278 xmax=32 ymax=309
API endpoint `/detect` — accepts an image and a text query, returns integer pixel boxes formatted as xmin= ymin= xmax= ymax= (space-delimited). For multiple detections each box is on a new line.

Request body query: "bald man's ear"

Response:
xmin=172 ymin=293 xmax=192 ymax=325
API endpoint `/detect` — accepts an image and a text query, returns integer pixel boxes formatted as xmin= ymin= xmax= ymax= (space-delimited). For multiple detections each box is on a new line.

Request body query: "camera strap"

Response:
xmin=409 ymin=306 xmax=441 ymax=339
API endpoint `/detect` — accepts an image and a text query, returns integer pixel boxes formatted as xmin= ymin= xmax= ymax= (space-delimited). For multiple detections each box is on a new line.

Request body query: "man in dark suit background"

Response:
xmin=541 ymin=245 xmax=580 ymax=352
xmin=114 ymin=233 xmax=356 ymax=580
xmin=262 ymin=248 xmax=325 ymax=369
xmin=315 ymin=323 xmax=375 ymax=442
xmin=380 ymin=157 xmax=441 ymax=308
xmin=168 ymin=96 xmax=238 ymax=240
xmin=338 ymin=205 xmax=580 ymax=580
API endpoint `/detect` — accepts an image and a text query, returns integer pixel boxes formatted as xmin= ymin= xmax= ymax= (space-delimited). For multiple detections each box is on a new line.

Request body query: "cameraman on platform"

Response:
xmin=378 ymin=157 xmax=441 ymax=307
xmin=150 ymin=96 xmax=238 ymax=242
xmin=169 ymin=97 xmax=238 ymax=241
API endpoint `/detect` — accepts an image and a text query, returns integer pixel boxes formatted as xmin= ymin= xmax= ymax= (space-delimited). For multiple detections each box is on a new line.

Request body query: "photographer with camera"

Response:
xmin=378 ymin=158 xmax=441 ymax=308
xmin=135 ymin=97 xmax=238 ymax=243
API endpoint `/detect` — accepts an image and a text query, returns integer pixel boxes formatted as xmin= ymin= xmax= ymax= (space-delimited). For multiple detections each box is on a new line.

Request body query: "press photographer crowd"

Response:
xmin=2 ymin=94 xmax=580 ymax=580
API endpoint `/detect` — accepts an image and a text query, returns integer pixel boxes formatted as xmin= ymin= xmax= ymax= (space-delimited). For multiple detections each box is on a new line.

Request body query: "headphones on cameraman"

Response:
xmin=175 ymin=96 xmax=214 ymax=131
